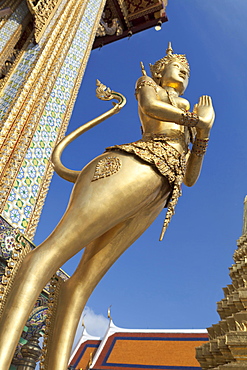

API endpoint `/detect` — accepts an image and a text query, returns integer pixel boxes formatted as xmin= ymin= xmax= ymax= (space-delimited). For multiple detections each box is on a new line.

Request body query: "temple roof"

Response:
xmin=24 ymin=0 xmax=168 ymax=45
xmin=93 ymin=0 xmax=168 ymax=49
xmin=69 ymin=320 xmax=208 ymax=370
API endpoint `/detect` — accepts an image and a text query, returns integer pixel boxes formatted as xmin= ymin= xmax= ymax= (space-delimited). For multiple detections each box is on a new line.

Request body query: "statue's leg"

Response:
xmin=45 ymin=182 xmax=170 ymax=370
xmin=0 ymin=152 xmax=168 ymax=369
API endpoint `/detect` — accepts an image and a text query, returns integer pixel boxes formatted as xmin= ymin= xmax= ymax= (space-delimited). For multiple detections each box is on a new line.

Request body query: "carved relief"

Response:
xmin=96 ymin=14 xmax=123 ymax=37
xmin=26 ymin=0 xmax=63 ymax=43
xmin=124 ymin=0 xmax=164 ymax=20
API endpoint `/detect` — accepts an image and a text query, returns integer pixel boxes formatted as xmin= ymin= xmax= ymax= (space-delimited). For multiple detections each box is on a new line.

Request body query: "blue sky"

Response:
xmin=34 ymin=0 xmax=247 ymax=332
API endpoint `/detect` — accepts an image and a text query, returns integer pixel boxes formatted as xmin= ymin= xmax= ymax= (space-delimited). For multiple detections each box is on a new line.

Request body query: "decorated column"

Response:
xmin=0 ymin=0 xmax=106 ymax=240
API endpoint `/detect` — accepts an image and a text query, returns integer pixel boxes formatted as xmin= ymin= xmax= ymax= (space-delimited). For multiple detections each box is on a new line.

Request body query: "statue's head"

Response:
xmin=150 ymin=42 xmax=190 ymax=94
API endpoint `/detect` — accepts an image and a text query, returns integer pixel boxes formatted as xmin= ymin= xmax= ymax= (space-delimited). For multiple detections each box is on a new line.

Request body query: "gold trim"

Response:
xmin=56 ymin=0 xmax=107 ymax=131
xmin=0 ymin=12 xmax=32 ymax=91
xmin=0 ymin=0 xmax=105 ymax=236
xmin=0 ymin=229 xmax=31 ymax=319
xmin=127 ymin=4 xmax=163 ymax=21
xmin=26 ymin=0 xmax=63 ymax=43
xmin=0 ymin=0 xmax=71 ymax=125
xmin=116 ymin=0 xmax=130 ymax=27
xmin=40 ymin=274 xmax=63 ymax=370
xmin=92 ymin=156 xmax=122 ymax=181
xmin=0 ymin=24 xmax=33 ymax=92
xmin=25 ymin=0 xmax=106 ymax=239
xmin=0 ymin=0 xmax=85 ymax=213
xmin=0 ymin=25 xmax=22 ymax=69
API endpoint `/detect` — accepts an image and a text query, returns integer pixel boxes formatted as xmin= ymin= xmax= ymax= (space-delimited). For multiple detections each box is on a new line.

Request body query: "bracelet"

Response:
xmin=179 ymin=111 xmax=199 ymax=127
xmin=191 ymin=137 xmax=209 ymax=157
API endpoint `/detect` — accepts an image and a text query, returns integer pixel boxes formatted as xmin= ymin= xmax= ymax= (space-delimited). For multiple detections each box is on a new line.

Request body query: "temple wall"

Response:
xmin=0 ymin=0 xmax=106 ymax=239
xmin=0 ymin=0 xmax=28 ymax=67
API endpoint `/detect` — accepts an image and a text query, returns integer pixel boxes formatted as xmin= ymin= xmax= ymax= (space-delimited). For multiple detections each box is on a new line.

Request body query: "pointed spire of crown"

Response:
xmin=166 ymin=41 xmax=173 ymax=56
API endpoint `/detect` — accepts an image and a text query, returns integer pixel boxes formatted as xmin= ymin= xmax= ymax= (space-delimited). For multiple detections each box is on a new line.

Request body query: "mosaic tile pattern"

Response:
xmin=0 ymin=1 xmax=30 ymax=118
xmin=0 ymin=44 xmax=40 ymax=120
xmin=2 ymin=0 xmax=103 ymax=232
xmin=0 ymin=0 xmax=69 ymax=120
xmin=0 ymin=1 xmax=28 ymax=54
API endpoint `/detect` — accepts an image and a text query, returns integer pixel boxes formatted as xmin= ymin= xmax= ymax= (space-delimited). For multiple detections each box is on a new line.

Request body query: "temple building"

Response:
xmin=69 ymin=320 xmax=209 ymax=370
xmin=196 ymin=198 xmax=247 ymax=369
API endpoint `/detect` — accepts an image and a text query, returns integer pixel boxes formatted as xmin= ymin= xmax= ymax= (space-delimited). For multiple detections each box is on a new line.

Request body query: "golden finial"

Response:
xmin=81 ymin=313 xmax=86 ymax=328
xmin=107 ymin=305 xmax=112 ymax=319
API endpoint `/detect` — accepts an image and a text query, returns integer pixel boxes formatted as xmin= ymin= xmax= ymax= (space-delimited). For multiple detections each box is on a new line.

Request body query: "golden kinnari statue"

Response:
xmin=0 ymin=43 xmax=215 ymax=369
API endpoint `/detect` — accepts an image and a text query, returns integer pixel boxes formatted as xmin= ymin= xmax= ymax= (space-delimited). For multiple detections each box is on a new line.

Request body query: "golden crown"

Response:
xmin=149 ymin=42 xmax=190 ymax=82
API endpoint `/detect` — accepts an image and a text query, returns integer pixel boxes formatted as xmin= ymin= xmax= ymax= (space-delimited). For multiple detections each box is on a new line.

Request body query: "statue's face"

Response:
xmin=160 ymin=61 xmax=189 ymax=94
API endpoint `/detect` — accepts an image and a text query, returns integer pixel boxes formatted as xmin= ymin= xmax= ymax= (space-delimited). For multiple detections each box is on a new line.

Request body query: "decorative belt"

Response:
xmin=141 ymin=130 xmax=187 ymax=152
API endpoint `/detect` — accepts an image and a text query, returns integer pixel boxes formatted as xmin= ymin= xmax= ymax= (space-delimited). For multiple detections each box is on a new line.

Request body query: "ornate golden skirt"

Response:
xmin=107 ymin=135 xmax=187 ymax=240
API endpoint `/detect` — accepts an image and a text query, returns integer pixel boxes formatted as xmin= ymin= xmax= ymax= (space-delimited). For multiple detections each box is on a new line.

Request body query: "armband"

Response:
xmin=191 ymin=137 xmax=209 ymax=157
xmin=135 ymin=79 xmax=158 ymax=96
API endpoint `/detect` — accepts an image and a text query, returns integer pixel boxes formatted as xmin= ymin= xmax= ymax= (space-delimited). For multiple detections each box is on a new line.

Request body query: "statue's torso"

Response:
xmin=138 ymin=80 xmax=191 ymax=154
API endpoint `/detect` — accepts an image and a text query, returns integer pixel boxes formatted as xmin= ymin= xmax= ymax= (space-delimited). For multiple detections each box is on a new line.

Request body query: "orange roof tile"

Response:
xmin=93 ymin=332 xmax=208 ymax=370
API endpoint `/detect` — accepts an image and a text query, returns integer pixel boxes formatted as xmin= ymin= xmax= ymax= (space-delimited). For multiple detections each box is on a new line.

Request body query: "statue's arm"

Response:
xmin=136 ymin=77 xmax=214 ymax=132
xmin=136 ymin=76 xmax=186 ymax=124
xmin=183 ymin=96 xmax=215 ymax=187
xmin=183 ymin=147 xmax=206 ymax=187
xmin=136 ymin=76 xmax=215 ymax=186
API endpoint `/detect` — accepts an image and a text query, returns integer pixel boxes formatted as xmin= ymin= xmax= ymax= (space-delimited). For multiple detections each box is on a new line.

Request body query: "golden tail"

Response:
xmin=51 ymin=80 xmax=126 ymax=183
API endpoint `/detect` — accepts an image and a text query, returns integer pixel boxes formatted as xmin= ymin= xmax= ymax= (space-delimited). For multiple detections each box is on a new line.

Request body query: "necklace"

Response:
xmin=165 ymin=89 xmax=178 ymax=108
